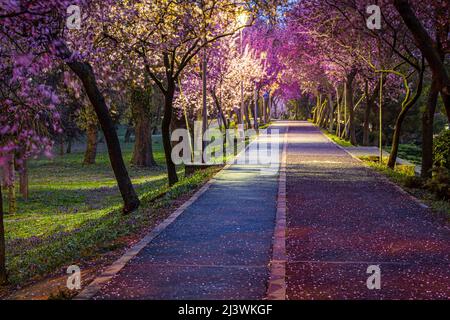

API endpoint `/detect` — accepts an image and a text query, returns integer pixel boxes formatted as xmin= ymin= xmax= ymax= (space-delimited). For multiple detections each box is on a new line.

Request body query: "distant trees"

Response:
xmin=269 ymin=0 xmax=448 ymax=176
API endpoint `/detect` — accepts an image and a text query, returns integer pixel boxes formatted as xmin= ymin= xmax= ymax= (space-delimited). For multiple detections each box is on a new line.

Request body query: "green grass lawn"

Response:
xmin=1 ymin=136 xmax=220 ymax=286
xmin=385 ymin=144 xmax=422 ymax=165
xmin=320 ymin=129 xmax=354 ymax=147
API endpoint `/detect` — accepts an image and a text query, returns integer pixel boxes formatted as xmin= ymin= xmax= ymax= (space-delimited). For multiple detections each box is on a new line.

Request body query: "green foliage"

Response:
xmin=396 ymin=164 xmax=417 ymax=176
xmin=1 ymin=137 xmax=219 ymax=286
xmin=258 ymin=122 xmax=272 ymax=130
xmin=433 ymin=130 xmax=450 ymax=170
xmin=425 ymin=167 xmax=450 ymax=200
xmin=321 ymin=129 xmax=353 ymax=147
xmin=361 ymin=157 xmax=450 ymax=217
xmin=384 ymin=144 xmax=422 ymax=165
xmin=403 ymin=176 xmax=424 ymax=189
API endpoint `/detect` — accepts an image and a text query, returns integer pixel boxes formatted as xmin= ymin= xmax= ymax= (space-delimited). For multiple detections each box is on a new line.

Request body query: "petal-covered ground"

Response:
xmin=87 ymin=121 xmax=449 ymax=300
xmin=92 ymin=131 xmax=282 ymax=300
xmin=285 ymin=121 xmax=450 ymax=300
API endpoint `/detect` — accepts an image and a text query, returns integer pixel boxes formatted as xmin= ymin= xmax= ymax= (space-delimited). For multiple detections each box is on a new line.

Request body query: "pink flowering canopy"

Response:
xmin=1 ymin=0 xmax=449 ymax=164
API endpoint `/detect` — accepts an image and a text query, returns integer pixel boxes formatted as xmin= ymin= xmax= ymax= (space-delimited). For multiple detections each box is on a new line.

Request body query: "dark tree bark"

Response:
xmin=421 ymin=79 xmax=440 ymax=178
xmin=328 ymin=94 xmax=335 ymax=132
xmin=363 ymin=83 xmax=372 ymax=146
xmin=161 ymin=79 xmax=179 ymax=186
xmin=59 ymin=139 xmax=64 ymax=156
xmin=4 ymin=154 xmax=16 ymax=215
xmin=55 ymin=40 xmax=139 ymax=213
xmin=130 ymin=88 xmax=157 ymax=167
xmin=0 ymin=184 xmax=6 ymax=285
xmin=83 ymin=123 xmax=98 ymax=165
xmin=346 ymin=69 xmax=358 ymax=145
xmin=124 ymin=124 xmax=134 ymax=143
xmin=66 ymin=140 xmax=72 ymax=154
xmin=363 ymin=81 xmax=380 ymax=146
xmin=388 ymin=63 xmax=425 ymax=169
xmin=244 ymin=100 xmax=252 ymax=129
xmin=212 ymin=91 xmax=227 ymax=129
xmin=19 ymin=160 xmax=28 ymax=200
xmin=153 ymin=102 xmax=162 ymax=135
xmin=64 ymin=58 xmax=140 ymax=214
xmin=394 ymin=0 xmax=450 ymax=122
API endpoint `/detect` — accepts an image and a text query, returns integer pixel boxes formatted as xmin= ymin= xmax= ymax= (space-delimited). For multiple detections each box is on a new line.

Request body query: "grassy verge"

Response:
xmin=385 ymin=144 xmax=422 ymax=165
xmin=1 ymin=136 xmax=221 ymax=289
xmin=360 ymin=156 xmax=450 ymax=218
xmin=259 ymin=122 xmax=273 ymax=130
xmin=320 ymin=129 xmax=354 ymax=147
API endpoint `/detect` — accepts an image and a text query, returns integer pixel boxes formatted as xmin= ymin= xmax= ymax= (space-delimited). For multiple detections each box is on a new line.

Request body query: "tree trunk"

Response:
xmin=421 ymin=78 xmax=439 ymax=178
xmin=66 ymin=60 xmax=140 ymax=214
xmin=313 ymin=94 xmax=320 ymax=123
xmin=442 ymin=94 xmax=450 ymax=122
xmin=263 ymin=94 xmax=267 ymax=124
xmin=4 ymin=155 xmax=16 ymax=215
xmin=320 ymin=98 xmax=329 ymax=128
xmin=162 ymin=80 xmax=179 ymax=186
xmin=272 ymin=95 xmax=277 ymax=118
xmin=363 ymin=105 xmax=371 ymax=146
xmin=347 ymin=70 xmax=358 ymax=145
xmin=388 ymin=66 xmax=425 ymax=169
xmin=59 ymin=139 xmax=64 ymax=156
xmin=254 ymin=87 xmax=259 ymax=130
xmin=328 ymin=94 xmax=335 ymax=132
xmin=0 ymin=184 xmax=6 ymax=285
xmin=19 ymin=160 xmax=28 ymax=200
xmin=131 ymin=93 xmax=157 ymax=167
xmin=394 ymin=0 xmax=450 ymax=122
xmin=244 ymin=101 xmax=252 ymax=129
xmin=83 ymin=123 xmax=98 ymax=165
xmin=124 ymin=124 xmax=133 ymax=143
xmin=132 ymin=120 xmax=157 ymax=167
xmin=66 ymin=140 xmax=72 ymax=154
xmin=335 ymin=87 xmax=341 ymax=136
xmin=212 ymin=91 xmax=227 ymax=130
xmin=363 ymin=81 xmax=379 ymax=146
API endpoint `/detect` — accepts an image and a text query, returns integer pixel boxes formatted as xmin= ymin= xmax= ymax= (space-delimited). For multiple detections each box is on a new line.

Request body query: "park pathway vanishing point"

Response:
xmin=81 ymin=121 xmax=449 ymax=300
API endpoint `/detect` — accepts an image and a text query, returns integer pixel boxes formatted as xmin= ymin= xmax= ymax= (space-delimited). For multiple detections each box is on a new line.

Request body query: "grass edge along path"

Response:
xmin=318 ymin=124 xmax=449 ymax=219
xmin=360 ymin=157 xmax=450 ymax=219
xmin=320 ymin=128 xmax=354 ymax=147
xmin=1 ymin=167 xmax=220 ymax=293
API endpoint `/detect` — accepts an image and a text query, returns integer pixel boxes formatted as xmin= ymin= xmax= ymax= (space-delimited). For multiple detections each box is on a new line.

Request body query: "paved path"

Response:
xmin=93 ymin=129 xmax=283 ymax=299
xmin=87 ymin=121 xmax=449 ymax=300
xmin=285 ymin=121 xmax=449 ymax=299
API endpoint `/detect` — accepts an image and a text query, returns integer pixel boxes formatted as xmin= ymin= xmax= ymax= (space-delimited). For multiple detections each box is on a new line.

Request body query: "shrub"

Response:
xmin=425 ymin=167 xmax=450 ymax=200
xmin=396 ymin=164 xmax=416 ymax=177
xmin=404 ymin=176 xmax=424 ymax=189
xmin=433 ymin=130 xmax=450 ymax=170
